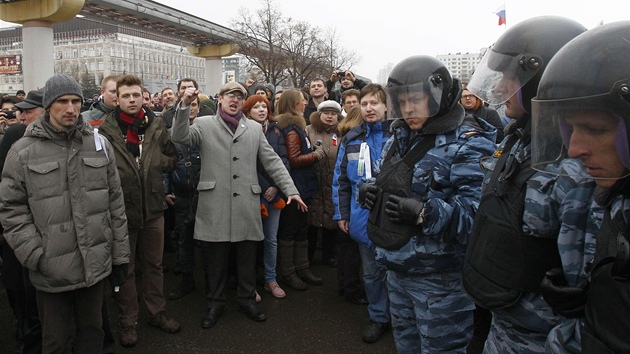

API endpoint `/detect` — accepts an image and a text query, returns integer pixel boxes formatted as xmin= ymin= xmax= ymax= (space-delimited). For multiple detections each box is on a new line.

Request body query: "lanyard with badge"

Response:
xmin=357 ymin=142 xmax=372 ymax=179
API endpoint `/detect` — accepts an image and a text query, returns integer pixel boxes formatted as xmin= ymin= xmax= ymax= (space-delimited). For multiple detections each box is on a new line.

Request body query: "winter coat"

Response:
xmin=171 ymin=105 xmax=298 ymax=243
xmin=332 ymin=120 xmax=392 ymax=247
xmin=257 ymin=120 xmax=290 ymax=195
xmin=305 ymin=112 xmax=340 ymax=230
xmin=372 ymin=106 xmax=497 ymax=274
xmin=276 ymin=112 xmax=320 ymax=201
xmin=0 ymin=115 xmax=130 ymax=293
xmin=99 ymin=107 xmax=178 ymax=229
xmin=83 ymin=100 xmax=115 ymax=128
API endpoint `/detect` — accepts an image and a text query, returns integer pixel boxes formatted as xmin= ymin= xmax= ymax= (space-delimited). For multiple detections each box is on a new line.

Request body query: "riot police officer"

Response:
xmin=530 ymin=20 xmax=630 ymax=353
xmin=462 ymin=16 xmax=593 ymax=353
xmin=359 ymin=55 xmax=496 ymax=353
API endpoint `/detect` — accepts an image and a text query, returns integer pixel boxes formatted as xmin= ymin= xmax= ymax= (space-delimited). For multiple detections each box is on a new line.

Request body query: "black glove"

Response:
xmin=385 ymin=195 xmax=424 ymax=225
xmin=358 ymin=183 xmax=379 ymax=210
xmin=109 ymin=263 xmax=129 ymax=292
xmin=539 ymin=268 xmax=589 ymax=318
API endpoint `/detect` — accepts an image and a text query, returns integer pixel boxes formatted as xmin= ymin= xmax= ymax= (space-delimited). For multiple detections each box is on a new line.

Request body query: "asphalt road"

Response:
xmin=1 ymin=247 xmax=486 ymax=353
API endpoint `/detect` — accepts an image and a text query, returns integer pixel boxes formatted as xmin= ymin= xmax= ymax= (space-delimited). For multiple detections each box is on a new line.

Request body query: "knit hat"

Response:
xmin=42 ymin=74 xmax=84 ymax=109
xmin=317 ymin=100 xmax=341 ymax=114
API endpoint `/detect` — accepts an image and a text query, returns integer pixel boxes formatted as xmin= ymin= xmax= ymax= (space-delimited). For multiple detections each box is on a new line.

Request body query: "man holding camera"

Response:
xmin=326 ymin=70 xmax=367 ymax=105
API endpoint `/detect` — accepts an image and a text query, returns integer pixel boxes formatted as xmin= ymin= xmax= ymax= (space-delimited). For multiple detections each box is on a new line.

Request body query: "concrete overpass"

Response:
xmin=0 ymin=0 xmax=246 ymax=93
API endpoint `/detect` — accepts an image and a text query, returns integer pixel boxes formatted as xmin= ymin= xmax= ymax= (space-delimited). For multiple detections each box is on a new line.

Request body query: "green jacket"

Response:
xmin=99 ymin=107 xmax=178 ymax=229
xmin=0 ymin=115 xmax=130 ymax=293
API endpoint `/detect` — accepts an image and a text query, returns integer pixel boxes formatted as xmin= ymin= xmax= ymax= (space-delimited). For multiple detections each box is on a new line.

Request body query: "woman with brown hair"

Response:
xmin=275 ymin=90 xmax=325 ymax=290
xmin=242 ymin=95 xmax=288 ymax=299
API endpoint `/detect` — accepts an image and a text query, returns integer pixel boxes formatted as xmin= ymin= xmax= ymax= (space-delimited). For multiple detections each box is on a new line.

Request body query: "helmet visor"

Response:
xmin=386 ymin=82 xmax=443 ymax=120
xmin=468 ymin=50 xmax=543 ymax=105
xmin=531 ymin=94 xmax=630 ymax=180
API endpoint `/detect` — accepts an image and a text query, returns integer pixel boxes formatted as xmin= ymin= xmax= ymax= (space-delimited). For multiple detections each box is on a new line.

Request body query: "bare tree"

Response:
xmin=233 ymin=0 xmax=361 ymax=88
xmin=233 ymin=0 xmax=289 ymax=87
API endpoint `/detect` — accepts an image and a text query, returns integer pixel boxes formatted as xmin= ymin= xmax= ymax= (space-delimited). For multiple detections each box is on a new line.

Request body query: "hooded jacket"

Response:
xmin=0 ymin=115 xmax=130 ymax=292
xmin=99 ymin=107 xmax=178 ymax=229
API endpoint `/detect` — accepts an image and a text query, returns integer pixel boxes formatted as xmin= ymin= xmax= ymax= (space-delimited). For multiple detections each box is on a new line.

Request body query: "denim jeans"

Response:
xmin=262 ymin=206 xmax=281 ymax=283
xmin=358 ymin=243 xmax=390 ymax=324
xmin=173 ymin=195 xmax=195 ymax=273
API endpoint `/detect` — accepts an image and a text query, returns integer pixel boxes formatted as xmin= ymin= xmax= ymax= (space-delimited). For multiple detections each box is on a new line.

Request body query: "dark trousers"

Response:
xmin=173 ymin=195 xmax=196 ymax=273
xmin=307 ymin=226 xmax=338 ymax=262
xmin=36 ymin=280 xmax=106 ymax=354
xmin=278 ymin=202 xmax=308 ymax=242
xmin=4 ymin=268 xmax=42 ymax=354
xmin=200 ymin=240 xmax=258 ymax=309
xmin=337 ymin=231 xmax=364 ymax=297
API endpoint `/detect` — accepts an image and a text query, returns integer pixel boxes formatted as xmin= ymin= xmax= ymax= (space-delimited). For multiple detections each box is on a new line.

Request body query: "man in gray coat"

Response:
xmin=172 ymin=82 xmax=306 ymax=329
xmin=0 ymin=74 xmax=130 ymax=352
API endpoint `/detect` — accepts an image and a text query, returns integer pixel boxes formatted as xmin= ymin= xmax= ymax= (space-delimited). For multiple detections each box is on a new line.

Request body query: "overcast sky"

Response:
xmin=155 ymin=0 xmax=628 ymax=81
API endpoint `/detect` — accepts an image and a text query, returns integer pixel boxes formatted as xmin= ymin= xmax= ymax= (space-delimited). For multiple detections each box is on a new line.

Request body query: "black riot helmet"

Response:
xmin=531 ymin=21 xmax=630 ymax=176
xmin=468 ymin=16 xmax=586 ymax=115
xmin=386 ymin=55 xmax=461 ymax=120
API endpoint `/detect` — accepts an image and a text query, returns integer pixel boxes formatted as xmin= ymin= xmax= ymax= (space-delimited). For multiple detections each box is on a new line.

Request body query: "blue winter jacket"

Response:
xmin=332 ymin=120 xmax=392 ymax=247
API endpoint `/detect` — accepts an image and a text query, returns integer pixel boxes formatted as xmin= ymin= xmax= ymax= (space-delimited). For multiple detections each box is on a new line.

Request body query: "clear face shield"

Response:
xmin=531 ymin=92 xmax=630 ymax=181
xmin=468 ymin=49 xmax=543 ymax=106
xmin=386 ymin=82 xmax=443 ymax=120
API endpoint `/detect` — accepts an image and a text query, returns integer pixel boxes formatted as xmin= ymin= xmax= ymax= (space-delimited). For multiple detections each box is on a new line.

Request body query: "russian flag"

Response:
xmin=495 ymin=4 xmax=506 ymax=26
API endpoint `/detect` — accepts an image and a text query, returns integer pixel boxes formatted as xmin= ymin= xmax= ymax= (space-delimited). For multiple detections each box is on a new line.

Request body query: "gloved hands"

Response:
xmin=539 ymin=267 xmax=588 ymax=318
xmin=313 ymin=144 xmax=326 ymax=160
xmin=109 ymin=263 xmax=129 ymax=292
xmin=358 ymin=183 xmax=379 ymax=210
xmin=385 ymin=195 xmax=424 ymax=225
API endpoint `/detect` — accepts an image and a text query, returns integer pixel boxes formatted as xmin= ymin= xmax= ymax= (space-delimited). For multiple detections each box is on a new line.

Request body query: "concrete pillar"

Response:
xmin=204 ymin=57 xmax=222 ymax=96
xmin=22 ymin=21 xmax=54 ymax=91
xmin=187 ymin=43 xmax=239 ymax=96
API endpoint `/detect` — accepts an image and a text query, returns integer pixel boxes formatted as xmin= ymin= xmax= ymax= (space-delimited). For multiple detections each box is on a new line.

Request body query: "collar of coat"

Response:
xmin=275 ymin=112 xmax=306 ymax=131
xmin=308 ymin=110 xmax=339 ymax=134
xmin=390 ymin=103 xmax=465 ymax=135
xmin=25 ymin=113 xmax=89 ymax=142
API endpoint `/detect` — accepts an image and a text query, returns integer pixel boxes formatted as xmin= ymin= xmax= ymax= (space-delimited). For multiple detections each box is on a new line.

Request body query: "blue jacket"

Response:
xmin=257 ymin=121 xmax=290 ymax=193
xmin=165 ymin=143 xmax=201 ymax=198
xmin=332 ymin=120 xmax=392 ymax=247
xmin=373 ymin=108 xmax=496 ymax=274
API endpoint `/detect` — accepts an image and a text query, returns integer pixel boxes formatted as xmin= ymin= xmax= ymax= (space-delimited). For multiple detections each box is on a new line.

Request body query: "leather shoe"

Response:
xmin=240 ymin=304 xmax=266 ymax=322
xmin=345 ymin=294 xmax=369 ymax=305
xmin=201 ymin=308 xmax=222 ymax=329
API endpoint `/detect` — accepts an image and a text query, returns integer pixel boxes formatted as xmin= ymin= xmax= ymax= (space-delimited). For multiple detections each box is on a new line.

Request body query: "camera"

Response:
xmin=4 ymin=110 xmax=16 ymax=119
xmin=337 ymin=71 xmax=346 ymax=78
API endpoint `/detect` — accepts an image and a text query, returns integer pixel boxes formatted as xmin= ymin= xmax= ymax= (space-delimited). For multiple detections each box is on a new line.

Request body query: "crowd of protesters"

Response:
xmin=1 ymin=16 xmax=630 ymax=354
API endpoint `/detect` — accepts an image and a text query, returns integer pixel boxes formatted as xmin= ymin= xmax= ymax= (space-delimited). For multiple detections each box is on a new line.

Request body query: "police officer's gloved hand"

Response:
xmin=109 ymin=263 xmax=129 ymax=292
xmin=385 ymin=195 xmax=424 ymax=225
xmin=539 ymin=267 xmax=588 ymax=318
xmin=358 ymin=183 xmax=378 ymax=210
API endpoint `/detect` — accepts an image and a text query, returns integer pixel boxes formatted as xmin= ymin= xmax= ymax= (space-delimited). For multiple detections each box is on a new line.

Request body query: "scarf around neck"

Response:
xmin=117 ymin=107 xmax=149 ymax=158
xmin=219 ymin=106 xmax=242 ymax=133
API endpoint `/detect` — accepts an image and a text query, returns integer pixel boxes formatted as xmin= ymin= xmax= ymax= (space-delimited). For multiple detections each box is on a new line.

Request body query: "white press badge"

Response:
xmin=357 ymin=142 xmax=372 ymax=179
xmin=93 ymin=128 xmax=109 ymax=161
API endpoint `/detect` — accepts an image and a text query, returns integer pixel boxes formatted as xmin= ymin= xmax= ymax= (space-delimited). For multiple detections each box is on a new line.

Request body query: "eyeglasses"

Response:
xmin=461 ymin=94 xmax=475 ymax=100
xmin=224 ymin=92 xmax=244 ymax=101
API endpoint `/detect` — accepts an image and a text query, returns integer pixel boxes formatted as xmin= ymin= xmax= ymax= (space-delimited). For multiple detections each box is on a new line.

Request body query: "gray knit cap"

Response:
xmin=42 ymin=74 xmax=84 ymax=109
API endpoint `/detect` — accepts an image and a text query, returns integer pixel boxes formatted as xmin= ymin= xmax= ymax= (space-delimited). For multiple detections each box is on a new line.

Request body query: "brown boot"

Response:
xmin=295 ymin=240 xmax=323 ymax=285
xmin=279 ymin=240 xmax=307 ymax=290
xmin=120 ymin=324 xmax=137 ymax=347
xmin=147 ymin=311 xmax=181 ymax=333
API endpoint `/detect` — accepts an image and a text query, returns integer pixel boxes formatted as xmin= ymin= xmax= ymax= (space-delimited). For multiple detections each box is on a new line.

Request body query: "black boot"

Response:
xmin=167 ymin=272 xmax=196 ymax=300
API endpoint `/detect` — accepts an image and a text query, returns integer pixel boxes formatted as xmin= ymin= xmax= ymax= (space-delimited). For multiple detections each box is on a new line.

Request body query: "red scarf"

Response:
xmin=118 ymin=109 xmax=148 ymax=157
